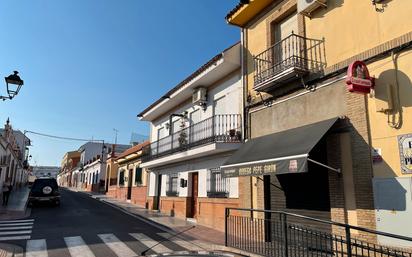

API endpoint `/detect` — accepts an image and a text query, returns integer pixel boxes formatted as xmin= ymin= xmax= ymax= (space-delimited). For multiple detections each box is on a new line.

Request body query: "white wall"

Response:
xmin=149 ymin=73 xmax=242 ymax=142
xmin=148 ymin=172 xmax=157 ymax=196
xmin=83 ymin=161 xmax=103 ymax=184
xmin=153 ymin=155 xmax=239 ymax=198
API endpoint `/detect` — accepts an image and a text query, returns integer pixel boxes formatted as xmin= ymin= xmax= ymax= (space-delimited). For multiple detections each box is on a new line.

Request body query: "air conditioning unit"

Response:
xmin=192 ymin=87 xmax=207 ymax=105
xmin=298 ymin=0 xmax=327 ymax=17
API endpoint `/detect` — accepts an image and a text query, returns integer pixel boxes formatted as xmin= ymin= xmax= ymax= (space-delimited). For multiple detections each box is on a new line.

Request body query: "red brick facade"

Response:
xmin=107 ymin=186 xmax=147 ymax=208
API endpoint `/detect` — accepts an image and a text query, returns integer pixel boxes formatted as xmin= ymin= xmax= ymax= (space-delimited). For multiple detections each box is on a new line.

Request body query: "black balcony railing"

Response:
xmin=143 ymin=114 xmax=242 ymax=162
xmin=254 ymin=33 xmax=326 ymax=91
xmin=225 ymin=208 xmax=412 ymax=257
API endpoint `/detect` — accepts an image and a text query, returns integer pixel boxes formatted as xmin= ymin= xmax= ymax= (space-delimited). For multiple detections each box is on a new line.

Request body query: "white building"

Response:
xmin=77 ymin=142 xmax=130 ymax=192
xmin=32 ymin=166 xmax=60 ymax=178
xmin=138 ymin=42 xmax=243 ymax=231
xmin=0 ymin=119 xmax=31 ymax=189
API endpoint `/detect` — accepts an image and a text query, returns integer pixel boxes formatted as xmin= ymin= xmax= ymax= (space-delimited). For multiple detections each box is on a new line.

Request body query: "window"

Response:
xmin=207 ymin=168 xmax=229 ymax=198
xmin=134 ymin=167 xmax=143 ymax=186
xmin=166 ymin=173 xmax=178 ymax=196
xmin=119 ymin=170 xmax=125 ymax=186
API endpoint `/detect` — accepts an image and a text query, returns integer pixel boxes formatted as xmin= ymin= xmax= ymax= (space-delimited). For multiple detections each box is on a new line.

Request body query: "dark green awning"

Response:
xmin=220 ymin=118 xmax=338 ymax=177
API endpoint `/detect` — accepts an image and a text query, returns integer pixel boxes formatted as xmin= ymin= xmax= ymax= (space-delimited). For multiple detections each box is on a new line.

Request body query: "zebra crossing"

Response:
xmin=0 ymin=219 xmax=34 ymax=241
xmin=20 ymin=232 xmax=205 ymax=257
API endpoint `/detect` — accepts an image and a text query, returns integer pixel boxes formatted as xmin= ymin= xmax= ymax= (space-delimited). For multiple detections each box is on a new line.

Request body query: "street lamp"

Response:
xmin=2 ymin=71 xmax=24 ymax=101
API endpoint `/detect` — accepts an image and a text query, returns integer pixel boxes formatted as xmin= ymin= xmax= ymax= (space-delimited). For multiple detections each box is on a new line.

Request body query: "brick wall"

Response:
xmin=159 ymin=197 xmax=189 ymax=219
xmin=246 ymin=82 xmax=377 ymax=242
xmin=197 ymin=197 xmax=239 ymax=232
xmin=344 ymin=89 xmax=376 ymax=242
xmin=130 ymin=186 xmax=147 ymax=208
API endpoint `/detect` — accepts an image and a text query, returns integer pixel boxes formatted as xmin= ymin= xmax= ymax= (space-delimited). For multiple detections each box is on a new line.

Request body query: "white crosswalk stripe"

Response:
xmin=0 ymin=219 xmax=34 ymax=241
xmin=98 ymin=233 xmax=137 ymax=257
xmin=129 ymin=233 xmax=172 ymax=254
xmin=157 ymin=232 xmax=202 ymax=251
xmin=17 ymin=232 xmax=193 ymax=257
xmin=64 ymin=236 xmax=96 ymax=257
xmin=26 ymin=239 xmax=48 ymax=257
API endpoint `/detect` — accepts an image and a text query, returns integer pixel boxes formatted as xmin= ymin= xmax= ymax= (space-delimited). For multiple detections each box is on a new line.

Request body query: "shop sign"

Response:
xmin=221 ymin=158 xmax=308 ymax=178
xmin=372 ymin=148 xmax=383 ymax=164
xmin=398 ymin=134 xmax=412 ymax=174
xmin=346 ymin=61 xmax=374 ymax=94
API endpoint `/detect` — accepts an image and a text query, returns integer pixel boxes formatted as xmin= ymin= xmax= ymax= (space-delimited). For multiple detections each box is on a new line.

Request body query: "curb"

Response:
xmin=80 ymin=191 xmax=259 ymax=257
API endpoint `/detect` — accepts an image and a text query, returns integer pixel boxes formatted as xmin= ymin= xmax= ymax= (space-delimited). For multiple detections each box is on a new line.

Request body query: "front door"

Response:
xmin=154 ymin=174 xmax=162 ymax=210
xmin=127 ymin=169 xmax=132 ymax=200
xmin=190 ymin=172 xmax=199 ymax=218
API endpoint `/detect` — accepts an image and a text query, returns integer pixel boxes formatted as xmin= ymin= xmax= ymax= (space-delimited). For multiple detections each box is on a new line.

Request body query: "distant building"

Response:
xmin=77 ymin=142 xmax=130 ymax=193
xmin=32 ymin=166 xmax=60 ymax=178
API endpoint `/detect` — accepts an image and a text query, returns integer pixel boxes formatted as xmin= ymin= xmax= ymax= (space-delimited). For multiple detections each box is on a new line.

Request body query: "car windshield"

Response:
xmin=32 ymin=179 xmax=58 ymax=192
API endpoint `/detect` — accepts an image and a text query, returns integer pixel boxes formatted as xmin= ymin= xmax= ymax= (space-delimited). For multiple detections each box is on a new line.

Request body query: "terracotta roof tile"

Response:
xmin=225 ymin=1 xmax=248 ymax=21
xmin=115 ymin=141 xmax=150 ymax=161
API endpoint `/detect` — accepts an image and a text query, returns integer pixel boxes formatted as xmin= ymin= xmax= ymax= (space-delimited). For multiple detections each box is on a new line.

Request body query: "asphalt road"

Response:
xmin=1 ymin=189 xmax=190 ymax=257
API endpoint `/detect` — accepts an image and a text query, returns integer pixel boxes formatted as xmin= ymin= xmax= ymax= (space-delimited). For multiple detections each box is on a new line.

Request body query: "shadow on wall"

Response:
xmin=309 ymin=0 xmax=344 ymax=19
xmin=373 ymin=176 xmax=407 ymax=211
xmin=373 ymin=68 xmax=412 ymax=129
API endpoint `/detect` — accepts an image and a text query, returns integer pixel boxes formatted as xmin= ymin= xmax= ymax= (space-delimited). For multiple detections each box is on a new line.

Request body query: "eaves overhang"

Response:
xmin=226 ymin=0 xmax=273 ymax=27
xmin=137 ymin=42 xmax=240 ymax=122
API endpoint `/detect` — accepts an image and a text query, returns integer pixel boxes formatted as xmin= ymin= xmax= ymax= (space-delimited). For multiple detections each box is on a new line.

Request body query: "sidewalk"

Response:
xmin=67 ymin=187 xmax=261 ymax=256
xmin=0 ymin=186 xmax=31 ymax=221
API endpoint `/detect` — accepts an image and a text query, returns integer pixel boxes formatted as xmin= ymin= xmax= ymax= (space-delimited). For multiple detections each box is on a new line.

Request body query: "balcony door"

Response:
xmin=156 ymin=127 xmax=167 ymax=154
xmin=171 ymin=119 xmax=181 ymax=149
xmin=273 ymin=12 xmax=298 ymax=70
xmin=189 ymin=109 xmax=201 ymax=143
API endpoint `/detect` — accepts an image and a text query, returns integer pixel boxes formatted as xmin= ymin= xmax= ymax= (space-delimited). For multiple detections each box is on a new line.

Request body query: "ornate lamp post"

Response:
xmin=1 ymin=71 xmax=24 ymax=101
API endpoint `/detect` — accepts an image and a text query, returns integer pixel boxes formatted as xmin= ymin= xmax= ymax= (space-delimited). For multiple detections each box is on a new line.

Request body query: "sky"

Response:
xmin=0 ymin=0 xmax=240 ymax=166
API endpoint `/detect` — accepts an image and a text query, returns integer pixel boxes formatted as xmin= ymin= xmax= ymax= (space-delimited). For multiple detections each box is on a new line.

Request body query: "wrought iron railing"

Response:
xmin=225 ymin=208 xmax=412 ymax=257
xmin=254 ymin=33 xmax=326 ymax=89
xmin=207 ymin=168 xmax=229 ymax=198
xmin=143 ymin=114 xmax=242 ymax=162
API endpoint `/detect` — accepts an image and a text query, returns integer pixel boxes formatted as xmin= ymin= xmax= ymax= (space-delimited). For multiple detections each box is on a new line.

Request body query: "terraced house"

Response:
xmin=138 ymin=43 xmax=242 ymax=231
xmin=106 ymin=141 xmax=149 ymax=207
xmin=222 ymin=0 xmax=412 ymax=252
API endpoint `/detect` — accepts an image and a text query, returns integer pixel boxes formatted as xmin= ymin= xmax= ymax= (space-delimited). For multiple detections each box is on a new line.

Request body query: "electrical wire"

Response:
xmin=24 ymin=130 xmax=104 ymax=143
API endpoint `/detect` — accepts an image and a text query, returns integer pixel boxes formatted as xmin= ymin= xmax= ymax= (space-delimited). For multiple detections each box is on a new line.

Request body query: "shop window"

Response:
xmin=166 ymin=173 xmax=178 ymax=196
xmin=119 ymin=170 xmax=125 ymax=186
xmin=207 ymin=168 xmax=229 ymax=198
xmin=135 ymin=167 xmax=143 ymax=186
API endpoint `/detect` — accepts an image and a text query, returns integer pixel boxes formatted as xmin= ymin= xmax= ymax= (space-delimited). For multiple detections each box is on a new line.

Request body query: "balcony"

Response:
xmin=254 ymin=33 xmax=326 ymax=92
xmin=142 ymin=114 xmax=242 ymax=164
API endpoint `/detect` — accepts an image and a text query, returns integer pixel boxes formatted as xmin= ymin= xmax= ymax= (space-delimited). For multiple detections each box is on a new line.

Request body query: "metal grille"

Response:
xmin=225 ymin=208 xmax=412 ymax=257
xmin=143 ymin=114 xmax=242 ymax=161
xmin=166 ymin=173 xmax=178 ymax=196
xmin=207 ymin=168 xmax=228 ymax=198
xmin=254 ymin=33 xmax=326 ymax=89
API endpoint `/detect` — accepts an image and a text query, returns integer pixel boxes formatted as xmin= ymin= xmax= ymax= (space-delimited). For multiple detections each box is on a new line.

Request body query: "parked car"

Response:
xmin=28 ymin=177 xmax=60 ymax=206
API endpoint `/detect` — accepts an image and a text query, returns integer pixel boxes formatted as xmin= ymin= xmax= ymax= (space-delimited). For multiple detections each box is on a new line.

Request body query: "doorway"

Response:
xmin=127 ymin=169 xmax=133 ymax=200
xmin=154 ymin=174 xmax=162 ymax=210
xmin=190 ymin=172 xmax=199 ymax=218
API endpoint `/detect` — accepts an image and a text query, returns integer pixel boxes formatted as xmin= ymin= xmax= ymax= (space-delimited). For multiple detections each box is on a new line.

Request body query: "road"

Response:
xmin=0 ymin=189 xmax=200 ymax=257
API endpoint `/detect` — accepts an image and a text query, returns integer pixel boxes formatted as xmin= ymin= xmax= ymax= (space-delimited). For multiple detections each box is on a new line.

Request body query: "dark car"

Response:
xmin=28 ymin=177 xmax=60 ymax=206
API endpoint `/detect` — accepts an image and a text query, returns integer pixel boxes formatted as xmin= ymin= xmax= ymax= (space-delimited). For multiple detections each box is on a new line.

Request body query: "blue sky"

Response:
xmin=0 ymin=0 xmax=239 ymax=166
